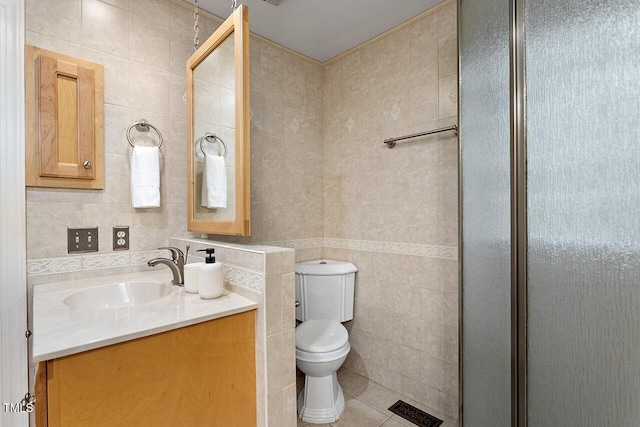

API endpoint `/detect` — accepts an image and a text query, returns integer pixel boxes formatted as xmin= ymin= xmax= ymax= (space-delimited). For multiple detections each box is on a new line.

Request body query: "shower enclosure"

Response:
xmin=460 ymin=0 xmax=640 ymax=426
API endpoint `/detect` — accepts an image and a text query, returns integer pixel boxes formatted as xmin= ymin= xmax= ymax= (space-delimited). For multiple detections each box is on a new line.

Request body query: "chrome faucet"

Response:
xmin=148 ymin=247 xmax=185 ymax=286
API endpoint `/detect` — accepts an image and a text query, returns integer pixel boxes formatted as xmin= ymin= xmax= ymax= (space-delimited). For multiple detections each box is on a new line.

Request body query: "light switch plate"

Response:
xmin=113 ymin=226 xmax=129 ymax=251
xmin=67 ymin=227 xmax=99 ymax=253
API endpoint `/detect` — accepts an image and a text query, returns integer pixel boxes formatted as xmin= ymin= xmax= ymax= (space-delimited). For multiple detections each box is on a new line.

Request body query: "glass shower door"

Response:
xmin=525 ymin=0 xmax=640 ymax=425
xmin=460 ymin=0 xmax=512 ymax=425
xmin=461 ymin=0 xmax=640 ymax=425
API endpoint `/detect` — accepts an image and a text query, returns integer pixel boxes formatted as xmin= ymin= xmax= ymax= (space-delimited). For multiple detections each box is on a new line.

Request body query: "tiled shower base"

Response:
xmin=296 ymin=368 xmax=459 ymax=427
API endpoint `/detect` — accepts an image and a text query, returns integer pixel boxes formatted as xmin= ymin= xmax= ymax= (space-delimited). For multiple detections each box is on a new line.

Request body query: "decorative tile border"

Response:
xmin=188 ymin=256 xmax=264 ymax=292
xmin=27 ymin=237 xmax=457 ymax=277
xmin=359 ymin=239 xmax=384 ymax=252
xmin=262 ymin=237 xmax=324 ymax=249
xmin=264 ymin=237 xmax=457 ymax=259
xmin=27 ymin=256 xmax=82 ymax=276
xmin=186 ymin=255 xmax=205 ymax=264
xmin=28 ymin=250 xmax=165 ymax=276
xmin=82 ymin=253 xmax=129 ymax=270
xmin=223 ymin=264 xmax=264 ymax=292
xmin=323 ymin=238 xmax=458 ymax=260
xmin=410 ymin=244 xmax=458 ymax=259
xmin=130 ymin=250 xmax=167 ymax=265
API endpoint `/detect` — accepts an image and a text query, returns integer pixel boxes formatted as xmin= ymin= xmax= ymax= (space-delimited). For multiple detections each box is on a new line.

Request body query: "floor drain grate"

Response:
xmin=388 ymin=400 xmax=443 ymax=427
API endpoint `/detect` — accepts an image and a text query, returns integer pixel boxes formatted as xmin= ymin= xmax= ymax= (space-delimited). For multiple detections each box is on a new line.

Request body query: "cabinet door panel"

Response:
xmin=38 ymin=56 xmax=95 ymax=180
xmin=45 ymin=311 xmax=256 ymax=427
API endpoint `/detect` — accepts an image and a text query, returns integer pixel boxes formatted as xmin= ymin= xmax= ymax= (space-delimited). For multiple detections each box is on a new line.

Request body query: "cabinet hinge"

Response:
xmin=25 ymin=330 xmax=32 ymax=338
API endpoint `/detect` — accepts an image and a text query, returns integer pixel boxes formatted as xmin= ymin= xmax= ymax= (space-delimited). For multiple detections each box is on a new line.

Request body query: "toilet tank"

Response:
xmin=295 ymin=259 xmax=357 ymax=322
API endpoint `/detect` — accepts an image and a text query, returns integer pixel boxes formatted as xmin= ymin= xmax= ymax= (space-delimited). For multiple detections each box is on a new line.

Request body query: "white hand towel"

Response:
xmin=201 ymin=153 xmax=227 ymax=209
xmin=130 ymin=146 xmax=160 ymax=208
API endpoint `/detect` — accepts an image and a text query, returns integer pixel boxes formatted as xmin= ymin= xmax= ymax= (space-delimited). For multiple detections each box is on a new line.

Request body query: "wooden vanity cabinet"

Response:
xmin=36 ymin=310 xmax=256 ymax=427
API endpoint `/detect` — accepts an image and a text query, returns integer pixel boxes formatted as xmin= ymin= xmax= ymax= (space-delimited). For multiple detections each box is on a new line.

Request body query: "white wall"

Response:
xmin=0 ymin=0 xmax=28 ymax=425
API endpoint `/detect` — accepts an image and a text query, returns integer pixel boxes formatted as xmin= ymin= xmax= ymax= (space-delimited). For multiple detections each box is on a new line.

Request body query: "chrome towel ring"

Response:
xmin=200 ymin=132 xmax=227 ymax=158
xmin=127 ymin=119 xmax=163 ymax=149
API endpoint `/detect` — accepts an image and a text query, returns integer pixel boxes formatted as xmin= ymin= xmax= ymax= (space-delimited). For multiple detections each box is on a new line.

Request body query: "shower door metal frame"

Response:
xmin=456 ymin=0 xmax=463 ymax=423
xmin=509 ymin=0 xmax=527 ymax=425
xmin=458 ymin=0 xmax=528 ymax=425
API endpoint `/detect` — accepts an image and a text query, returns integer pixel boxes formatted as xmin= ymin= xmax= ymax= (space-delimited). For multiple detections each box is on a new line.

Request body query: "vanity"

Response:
xmin=33 ymin=271 xmax=257 ymax=426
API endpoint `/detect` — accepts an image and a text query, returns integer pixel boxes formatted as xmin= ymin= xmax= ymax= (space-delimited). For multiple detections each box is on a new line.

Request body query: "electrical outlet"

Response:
xmin=67 ymin=227 xmax=99 ymax=253
xmin=113 ymin=226 xmax=129 ymax=251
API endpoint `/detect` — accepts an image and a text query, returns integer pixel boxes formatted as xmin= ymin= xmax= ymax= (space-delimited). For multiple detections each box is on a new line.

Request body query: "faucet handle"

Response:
xmin=158 ymin=247 xmax=184 ymax=261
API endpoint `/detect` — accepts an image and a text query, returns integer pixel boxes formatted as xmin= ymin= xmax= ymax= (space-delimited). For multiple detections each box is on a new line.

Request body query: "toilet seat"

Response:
xmin=296 ymin=342 xmax=350 ymax=363
xmin=295 ymin=319 xmax=348 ymax=353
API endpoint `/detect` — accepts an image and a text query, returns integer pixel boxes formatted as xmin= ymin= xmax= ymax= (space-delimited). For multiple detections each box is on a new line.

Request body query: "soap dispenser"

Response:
xmin=197 ymin=248 xmax=223 ymax=299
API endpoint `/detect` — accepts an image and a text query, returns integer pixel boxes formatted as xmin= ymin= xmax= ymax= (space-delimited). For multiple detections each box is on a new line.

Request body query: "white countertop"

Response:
xmin=33 ymin=270 xmax=258 ymax=362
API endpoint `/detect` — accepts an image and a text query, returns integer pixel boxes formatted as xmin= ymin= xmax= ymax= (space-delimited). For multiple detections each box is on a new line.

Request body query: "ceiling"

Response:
xmin=195 ymin=0 xmax=444 ymax=63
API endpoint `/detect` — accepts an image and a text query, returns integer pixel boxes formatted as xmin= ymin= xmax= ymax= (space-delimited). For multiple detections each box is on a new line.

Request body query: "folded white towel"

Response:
xmin=201 ymin=153 xmax=227 ymax=209
xmin=130 ymin=146 xmax=160 ymax=208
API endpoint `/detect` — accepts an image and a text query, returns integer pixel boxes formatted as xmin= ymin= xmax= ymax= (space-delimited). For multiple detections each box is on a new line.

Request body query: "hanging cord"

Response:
xmin=193 ymin=0 xmax=200 ymax=51
xmin=195 ymin=0 xmax=238 ymax=52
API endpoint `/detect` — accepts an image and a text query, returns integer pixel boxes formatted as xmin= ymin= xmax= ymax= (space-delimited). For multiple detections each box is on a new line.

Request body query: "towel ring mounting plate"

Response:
xmin=127 ymin=119 xmax=163 ymax=148
xmin=200 ymin=132 xmax=227 ymax=158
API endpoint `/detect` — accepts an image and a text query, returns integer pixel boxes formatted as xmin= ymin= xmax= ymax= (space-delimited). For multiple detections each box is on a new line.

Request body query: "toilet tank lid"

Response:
xmin=295 ymin=259 xmax=357 ymax=276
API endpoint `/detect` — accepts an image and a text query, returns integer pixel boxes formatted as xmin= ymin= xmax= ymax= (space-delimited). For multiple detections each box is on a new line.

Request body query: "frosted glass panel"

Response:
xmin=460 ymin=0 xmax=511 ymax=425
xmin=526 ymin=0 xmax=640 ymax=425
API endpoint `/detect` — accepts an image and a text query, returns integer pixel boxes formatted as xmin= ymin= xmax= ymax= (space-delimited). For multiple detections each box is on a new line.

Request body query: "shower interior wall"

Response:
xmin=322 ymin=1 xmax=459 ymax=419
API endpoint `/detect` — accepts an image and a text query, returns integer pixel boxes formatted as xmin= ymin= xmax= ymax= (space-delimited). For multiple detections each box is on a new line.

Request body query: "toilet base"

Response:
xmin=297 ymin=372 xmax=345 ymax=423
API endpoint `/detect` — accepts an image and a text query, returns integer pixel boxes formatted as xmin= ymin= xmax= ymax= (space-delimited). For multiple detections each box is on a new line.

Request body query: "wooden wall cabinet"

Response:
xmin=25 ymin=46 xmax=104 ymax=189
xmin=36 ymin=311 xmax=256 ymax=427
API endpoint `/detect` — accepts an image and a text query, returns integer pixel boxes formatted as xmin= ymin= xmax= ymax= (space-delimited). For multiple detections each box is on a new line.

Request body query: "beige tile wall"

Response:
xmin=25 ymin=0 xmax=325 ymax=261
xmin=264 ymin=251 xmax=297 ymax=427
xmin=25 ymin=0 xmax=223 ymax=267
xmin=322 ymin=0 xmax=459 ymax=420
xmin=215 ymin=37 xmax=325 ymax=245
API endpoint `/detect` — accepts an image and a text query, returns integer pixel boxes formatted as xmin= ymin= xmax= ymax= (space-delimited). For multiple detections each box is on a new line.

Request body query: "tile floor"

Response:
xmin=296 ymin=368 xmax=459 ymax=427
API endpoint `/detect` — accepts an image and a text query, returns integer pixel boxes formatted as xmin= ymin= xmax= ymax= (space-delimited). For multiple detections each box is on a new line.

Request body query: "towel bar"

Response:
xmin=384 ymin=125 xmax=458 ymax=148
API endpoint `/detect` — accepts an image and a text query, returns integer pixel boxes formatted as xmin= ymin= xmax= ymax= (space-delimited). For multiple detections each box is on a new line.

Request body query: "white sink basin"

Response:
xmin=63 ymin=282 xmax=174 ymax=310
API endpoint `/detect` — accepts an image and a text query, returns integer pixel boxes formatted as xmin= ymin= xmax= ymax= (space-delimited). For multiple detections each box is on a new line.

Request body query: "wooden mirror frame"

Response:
xmin=186 ymin=5 xmax=250 ymax=236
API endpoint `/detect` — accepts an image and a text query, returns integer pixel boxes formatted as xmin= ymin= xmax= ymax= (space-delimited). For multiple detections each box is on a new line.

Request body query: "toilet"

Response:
xmin=295 ymin=259 xmax=357 ymax=424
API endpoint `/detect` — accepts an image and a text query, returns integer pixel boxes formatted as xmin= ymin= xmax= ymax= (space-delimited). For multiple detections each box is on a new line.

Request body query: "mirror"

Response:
xmin=187 ymin=5 xmax=250 ymax=236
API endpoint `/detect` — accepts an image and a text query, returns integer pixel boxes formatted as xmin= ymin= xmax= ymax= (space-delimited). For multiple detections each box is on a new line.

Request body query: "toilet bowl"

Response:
xmin=294 ymin=260 xmax=357 ymax=424
xmin=295 ymin=319 xmax=350 ymax=423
